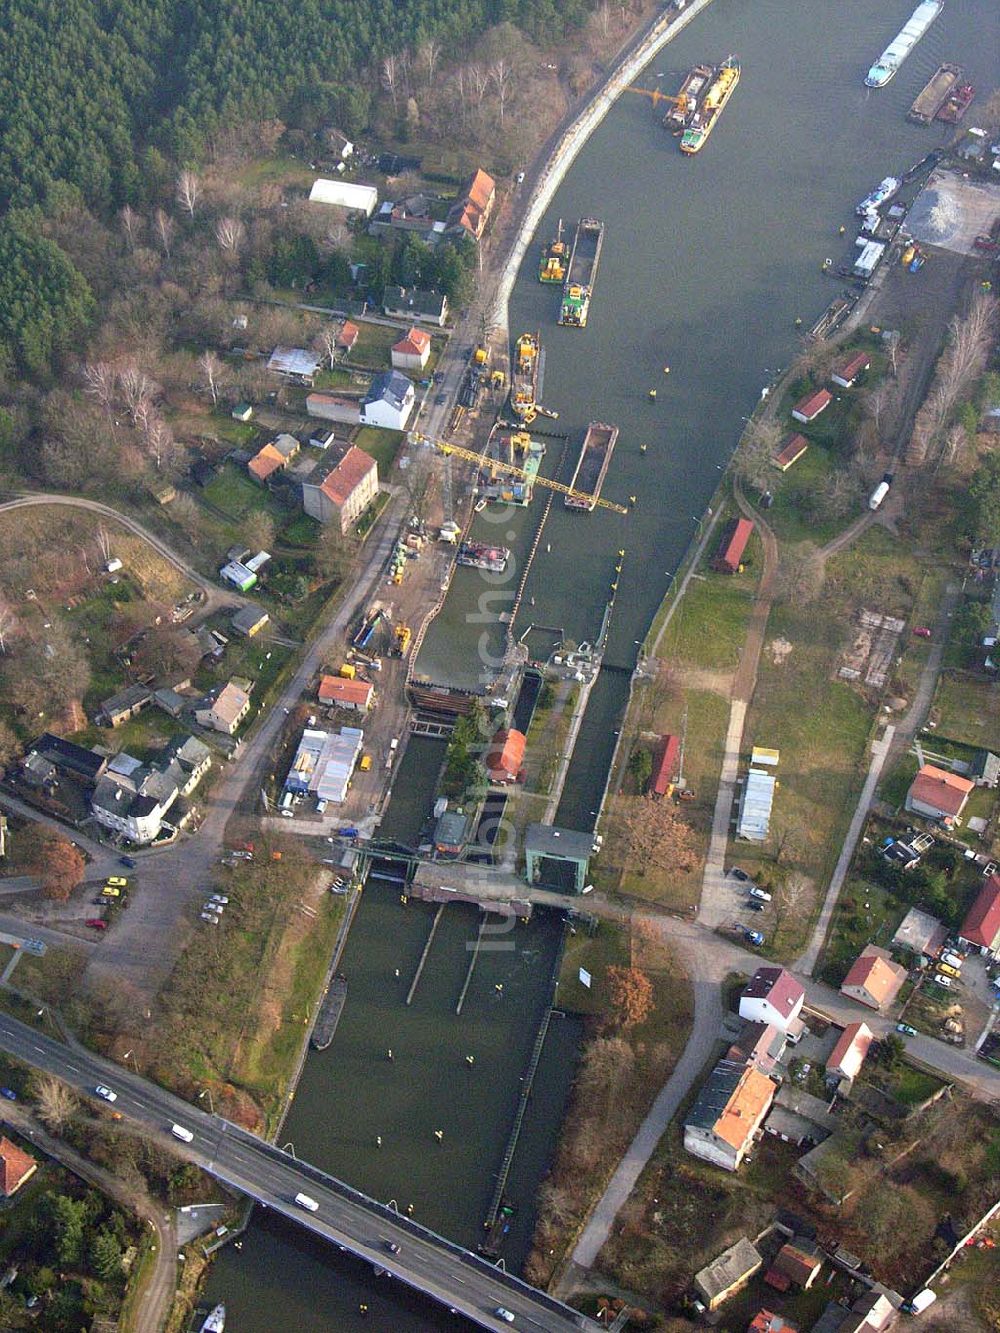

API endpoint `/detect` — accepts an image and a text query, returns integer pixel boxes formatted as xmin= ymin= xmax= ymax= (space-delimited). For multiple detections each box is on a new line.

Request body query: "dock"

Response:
xmin=310 ymin=975 xmax=348 ymax=1050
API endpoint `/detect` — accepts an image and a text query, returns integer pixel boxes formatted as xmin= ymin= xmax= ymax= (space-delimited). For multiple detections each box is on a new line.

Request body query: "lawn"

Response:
xmin=765 ymin=442 xmax=844 ymax=545
xmin=202 ymin=463 xmax=274 ymax=520
xmin=557 ymin=919 xmax=630 ymax=1017
xmin=354 ymin=425 xmax=405 ymax=476
xmin=933 ymin=671 xmax=1000 ymax=752
xmin=280 ymin=512 xmax=321 ymax=547
xmin=313 ymin=367 xmax=355 ymax=390
xmin=816 ymin=876 xmax=903 ymax=986
xmin=348 ymin=321 xmax=403 ymax=368
xmin=657 ymin=554 xmax=761 ymax=673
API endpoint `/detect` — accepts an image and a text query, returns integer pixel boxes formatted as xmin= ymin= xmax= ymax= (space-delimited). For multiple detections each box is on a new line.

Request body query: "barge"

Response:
xmin=510 ymin=331 xmax=540 ymax=420
xmin=663 ymin=63 xmax=714 ymax=132
xmin=539 ymin=220 xmax=568 ymax=283
xmin=865 ymin=0 xmax=942 ymax=88
xmin=908 ymin=63 xmax=962 ymax=123
xmin=311 ymin=974 xmax=347 ymax=1051
xmin=457 ymin=542 xmax=510 ymax=573
xmin=856 ymin=176 xmax=900 ymax=216
xmin=558 ymin=218 xmax=604 ymax=328
xmin=679 ymin=59 xmax=740 ymax=155
xmin=936 ymin=80 xmax=974 ymax=122
xmin=564 ymin=423 xmax=620 ymax=512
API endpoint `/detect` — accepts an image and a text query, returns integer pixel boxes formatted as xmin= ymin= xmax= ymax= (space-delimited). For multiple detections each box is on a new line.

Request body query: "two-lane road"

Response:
xmin=0 ymin=1010 xmax=594 ymax=1333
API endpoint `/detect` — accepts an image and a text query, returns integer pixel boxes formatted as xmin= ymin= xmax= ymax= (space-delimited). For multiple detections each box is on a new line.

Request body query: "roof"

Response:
xmin=650 ymin=734 xmax=681 ymax=796
xmin=727 ymin=1020 xmax=785 ymax=1073
xmin=907 ymin=764 xmax=974 ymax=817
xmin=486 ymin=728 xmax=526 ymax=779
xmin=28 ymin=732 xmax=106 ymax=783
xmin=308 ymin=446 xmax=377 ymax=508
xmin=100 ymin=684 xmax=152 ymax=716
xmin=773 ymin=433 xmax=809 ymax=470
xmin=392 ymin=327 xmax=432 ymax=357
xmin=313 ymin=726 xmax=364 ymax=803
xmin=832 ymin=351 xmax=871 ymax=383
xmin=446 ymin=168 xmax=496 ymax=238
xmin=337 ymin=320 xmax=360 ymax=348
xmin=266 ymin=346 xmax=321 ymax=377
xmin=364 ymin=370 xmax=414 ymax=411
xmin=743 ymin=967 xmax=804 ymax=1020
xmin=827 ymin=1021 xmax=874 ymax=1080
xmin=248 ymin=444 xmax=285 ymax=480
xmin=0 ymin=1136 xmax=36 ymax=1196
xmin=749 ymin=1312 xmax=799 ymax=1333
xmin=211 ymin=682 xmax=250 ymax=726
xmin=687 ymin=1060 xmax=775 ymax=1151
xmin=841 ymin=947 xmax=907 ymax=1008
xmin=715 ymin=517 xmax=754 ymax=568
xmin=693 ymin=1237 xmax=763 ymax=1303
xmin=272 ymin=432 xmax=299 ymax=459
xmin=972 ymin=749 xmax=1000 ymax=783
xmin=736 ymin=766 xmax=773 ymax=839
xmin=524 ymin=823 xmax=593 ymax=860
xmin=318 ymin=674 xmax=374 ymax=707
xmin=383 ymin=286 xmax=447 ymax=318
xmin=165 ymin=735 xmax=211 ymax=770
xmin=435 ymin=809 xmax=470 ymax=846
xmin=231 ymin=605 xmax=270 ymax=634
xmin=891 ymin=906 xmax=946 ymax=956
xmin=961 ymin=875 xmax=1000 ymax=948
xmin=792 ymin=388 xmax=832 ymax=419
xmin=308 ymin=179 xmax=378 ymax=213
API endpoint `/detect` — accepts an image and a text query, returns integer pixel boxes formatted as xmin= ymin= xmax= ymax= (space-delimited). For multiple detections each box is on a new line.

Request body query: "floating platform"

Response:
xmin=311 ymin=974 xmax=347 ymax=1050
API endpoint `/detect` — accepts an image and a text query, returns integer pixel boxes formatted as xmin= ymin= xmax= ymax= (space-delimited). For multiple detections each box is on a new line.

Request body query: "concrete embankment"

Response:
xmin=491 ymin=0 xmax=717 ymax=332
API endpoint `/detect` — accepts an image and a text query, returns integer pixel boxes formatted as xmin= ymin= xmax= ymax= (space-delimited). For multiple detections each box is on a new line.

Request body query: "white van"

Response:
xmin=171 ymin=1124 xmax=194 ymax=1143
xmin=294 ymin=1192 xmax=319 ymax=1212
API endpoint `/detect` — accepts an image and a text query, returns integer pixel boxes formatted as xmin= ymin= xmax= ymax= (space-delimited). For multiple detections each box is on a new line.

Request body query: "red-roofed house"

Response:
xmin=827 ymin=1021 xmax=874 ymax=1081
xmin=749 ymin=1312 xmax=799 ymax=1333
xmin=840 ymin=945 xmax=907 ymax=1010
xmin=905 ymin=764 xmax=974 ymax=825
xmin=318 ymin=674 xmax=375 ymax=712
xmin=0 ymin=1136 xmax=37 ymax=1197
xmin=337 ymin=320 xmax=360 ymax=354
xmin=302 ymin=446 xmax=379 ymax=534
xmin=712 ymin=517 xmax=754 ymax=575
xmin=446 ymin=168 xmax=496 ymax=241
xmin=649 ymin=733 xmax=681 ymax=797
xmin=772 ymin=433 xmax=809 ymax=472
xmin=248 ymin=443 xmax=286 ymax=483
xmin=791 ymin=388 xmax=832 ymax=424
xmin=391 ymin=326 xmax=432 ymax=372
xmin=830 ymin=351 xmax=871 ymax=389
xmin=959 ymin=875 xmax=1000 ymax=955
xmin=769 ymin=1240 xmax=822 ymax=1288
xmin=739 ymin=967 xmax=805 ymax=1033
xmin=486 ymin=728 xmax=526 ymax=785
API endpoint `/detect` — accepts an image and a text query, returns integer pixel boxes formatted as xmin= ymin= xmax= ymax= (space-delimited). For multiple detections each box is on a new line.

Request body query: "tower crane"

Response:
xmin=410 ymin=432 xmax=630 ymax=515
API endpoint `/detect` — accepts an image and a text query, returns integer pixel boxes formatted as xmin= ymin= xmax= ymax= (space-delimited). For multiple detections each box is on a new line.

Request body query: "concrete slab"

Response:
xmin=906 ymin=170 xmax=1000 ymax=256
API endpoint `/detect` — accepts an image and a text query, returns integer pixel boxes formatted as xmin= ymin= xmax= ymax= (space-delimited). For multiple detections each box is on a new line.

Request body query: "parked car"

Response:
xmin=938 ymin=962 xmax=961 ymax=979
xmin=896 ymin=1023 xmax=918 ymax=1037
xmin=913 ymin=626 xmax=932 ymax=639
xmin=932 ymin=973 xmax=954 ymax=989
xmin=120 ymin=856 xmax=137 ymax=868
xmin=105 ymin=877 xmax=128 ymax=887
xmin=209 ymin=894 xmax=229 ymax=905
xmin=85 ymin=919 xmax=108 ymax=931
xmin=745 ymin=901 xmax=765 ymax=913
xmin=728 ymin=867 xmax=751 ymax=883
xmin=0 ymin=1087 xmax=17 ymax=1101
xmin=748 ymin=887 xmax=772 ymax=902
xmin=940 ymin=951 xmax=963 ymax=970
xmin=94 ymin=1085 xmax=118 ymax=1103
xmin=204 ymin=901 xmax=224 ymax=914
xmin=200 ymin=912 xmax=220 ymax=925
xmin=984 ymin=862 xmax=998 ymax=877
xmin=743 ymin=927 xmax=765 ymax=946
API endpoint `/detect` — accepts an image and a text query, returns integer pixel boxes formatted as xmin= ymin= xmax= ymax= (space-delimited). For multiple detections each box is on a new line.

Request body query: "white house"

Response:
xmin=738 ymin=967 xmax=805 ymax=1034
xmin=309 ymin=179 xmax=378 ymax=216
xmin=361 ymin=371 xmax=415 ymax=430
xmin=391 ymin=327 xmax=432 ymax=372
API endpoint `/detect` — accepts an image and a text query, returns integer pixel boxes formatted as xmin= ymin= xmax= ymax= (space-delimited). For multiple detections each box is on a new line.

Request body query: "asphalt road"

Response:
xmin=0 ymin=1003 xmax=593 ymax=1332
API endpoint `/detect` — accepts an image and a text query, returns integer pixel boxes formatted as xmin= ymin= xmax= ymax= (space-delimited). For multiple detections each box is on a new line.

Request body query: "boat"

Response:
xmin=936 ymin=81 xmax=974 ymax=122
xmin=679 ymin=59 xmax=740 ymax=155
xmin=864 ymin=0 xmax=943 ymax=88
xmin=565 ymin=423 xmax=620 ymax=512
xmin=538 ymin=219 xmax=568 ymax=283
xmin=558 ymin=218 xmax=604 ymax=328
xmin=199 ymin=1306 xmax=226 ymax=1333
xmin=510 ymin=332 xmax=540 ymax=421
xmin=855 ymin=176 xmax=900 ymax=216
xmin=457 ymin=542 xmax=509 ymax=573
xmin=663 ymin=63 xmax=714 ymax=131
xmin=907 ymin=63 xmax=962 ymax=124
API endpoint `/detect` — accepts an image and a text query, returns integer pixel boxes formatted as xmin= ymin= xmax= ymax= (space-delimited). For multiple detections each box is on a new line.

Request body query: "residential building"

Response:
xmin=308 ymin=179 xmax=378 ymax=216
xmin=485 ymin=729 xmax=526 ymax=785
xmin=92 ymin=754 xmax=184 ymax=845
xmin=266 ymin=347 xmax=322 ymax=383
xmin=891 ymin=907 xmax=946 ymax=960
xmin=231 ymin=606 xmax=270 ymax=638
xmin=0 ymin=1137 xmax=37 ymax=1198
xmin=840 ymin=945 xmax=907 ymax=1010
xmin=830 ymin=351 xmax=871 ymax=388
xmin=445 ymin=167 xmax=496 ymax=241
xmin=712 ymin=517 xmax=754 ymax=574
xmin=739 ymin=967 xmax=805 ymax=1033
xmin=361 ymin=370 xmax=415 ymax=430
xmin=96 ymin=684 xmax=153 ymax=728
xmin=21 ymin=733 xmax=107 ymax=790
xmin=684 ymin=1059 xmax=776 ymax=1171
xmin=391 ymin=326 xmax=432 ymax=372
xmin=748 ymin=1313 xmax=799 ymax=1333
xmin=369 ymin=195 xmax=439 ymax=238
xmin=302 ymin=446 xmax=379 ymax=534
xmin=791 ymin=388 xmax=832 ymax=423
xmin=318 ymin=674 xmax=375 ymax=712
xmin=382 ymin=286 xmax=449 ymax=327
xmin=337 ymin=320 xmax=360 ymax=355
xmin=827 ymin=1021 xmax=874 ymax=1082
xmin=196 ymin=681 xmax=251 ymax=735
xmin=649 ymin=733 xmax=680 ymax=798
xmin=905 ymin=763 xmax=974 ymax=825
xmin=162 ymin=735 xmax=212 ymax=796
xmin=772 ymin=433 xmax=809 ymax=472
xmin=693 ymin=1237 xmax=764 ymax=1310
xmin=726 ymin=1020 xmax=786 ymax=1074
xmin=768 ymin=1239 xmax=822 ymax=1289
xmin=959 ymin=874 xmax=1000 ymax=954
xmin=765 ymin=1084 xmax=838 ymax=1147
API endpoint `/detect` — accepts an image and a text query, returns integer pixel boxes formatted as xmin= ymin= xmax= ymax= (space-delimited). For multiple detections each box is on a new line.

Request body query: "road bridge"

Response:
xmin=0 ymin=1012 xmax=595 ymax=1333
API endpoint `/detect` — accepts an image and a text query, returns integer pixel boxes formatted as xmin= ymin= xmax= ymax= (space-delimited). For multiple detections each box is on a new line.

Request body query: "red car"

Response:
xmin=84 ymin=919 xmax=108 ymax=931
xmin=913 ymin=627 xmax=932 ymax=639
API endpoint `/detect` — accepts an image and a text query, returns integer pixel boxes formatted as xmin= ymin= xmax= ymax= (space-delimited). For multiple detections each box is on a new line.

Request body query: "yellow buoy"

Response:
xmin=648 ymin=388 xmax=657 ymax=400
xmin=663 ymin=365 xmax=670 ymax=374
xmin=640 ymin=443 xmax=648 ymax=454
xmin=794 ymin=317 xmax=803 ymax=327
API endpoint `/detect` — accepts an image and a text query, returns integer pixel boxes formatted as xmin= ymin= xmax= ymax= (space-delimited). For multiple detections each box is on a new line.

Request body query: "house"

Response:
xmin=22 ymin=733 xmax=107 ymax=789
xmin=434 ymin=810 xmax=470 ymax=858
xmin=739 ymin=967 xmax=805 ymax=1033
xmin=737 ymin=766 xmax=778 ymax=841
xmin=959 ymin=874 xmax=1000 ymax=955
xmin=162 ymin=735 xmax=212 ymax=796
xmin=308 ymin=179 xmax=378 ymax=216
xmin=766 ymin=1084 xmax=838 ymax=1147
xmin=92 ymin=755 xmax=184 ymax=845
xmin=219 ymin=561 xmax=257 ymax=592
xmin=266 ymin=347 xmax=322 ymax=384
xmin=361 ymin=370 xmax=416 ymax=430
xmin=768 ymin=1239 xmax=823 ymax=1289
xmin=369 ymin=195 xmax=439 ymax=238
xmin=840 ymin=945 xmax=907 ymax=1010
xmin=302 ymin=446 xmax=379 ymax=534
xmin=791 ymin=388 xmax=832 ymax=424
xmin=649 ymin=733 xmax=681 ymax=798
xmin=231 ymin=402 xmax=253 ymax=422
xmin=772 ymin=433 xmax=809 ymax=472
xmin=713 ymin=517 xmax=754 ymax=574
xmin=726 ymin=1020 xmax=786 ymax=1074
xmin=892 ymin=907 xmax=946 ymax=960
xmin=445 ymin=167 xmax=497 ymax=241
xmin=0 ymin=1137 xmax=37 ymax=1198
xmin=196 ymin=681 xmax=251 ymax=735
xmin=96 ymin=684 xmax=153 ymax=728
xmin=318 ymin=674 xmax=375 ymax=712
xmin=248 ymin=443 xmax=286 ymax=483
xmin=970 ymin=749 xmax=1000 ymax=788
xmin=830 ymin=351 xmax=871 ymax=389
xmin=230 ymin=606 xmax=270 ymax=638
xmin=486 ymin=729 xmax=526 ymax=785
xmin=284 ymin=726 xmax=364 ymax=806
xmin=905 ymin=763 xmax=974 ymax=825
xmin=827 ymin=1021 xmax=874 ymax=1082
xmin=337 ymin=320 xmax=360 ymax=355
xmin=748 ymin=1313 xmax=799 ymax=1333
xmin=391 ymin=326 xmax=432 ymax=372
xmin=693 ymin=1237 xmax=764 ymax=1310
xmin=684 ymin=1059 xmax=776 ymax=1171
xmin=383 ymin=286 xmax=449 ymax=327
xmin=306 ymin=392 xmax=363 ymax=426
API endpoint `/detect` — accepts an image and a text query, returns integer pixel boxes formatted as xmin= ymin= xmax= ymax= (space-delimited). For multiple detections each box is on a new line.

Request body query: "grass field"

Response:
xmin=202 ymin=463 xmax=274 ymax=520
xmin=655 ymin=537 xmax=761 ymax=671
xmin=348 ymin=321 xmax=403 ymax=368
xmin=765 ymin=443 xmax=844 ymax=545
xmin=933 ymin=671 xmax=1000 ymax=752
xmin=354 ymin=426 xmax=405 ymax=475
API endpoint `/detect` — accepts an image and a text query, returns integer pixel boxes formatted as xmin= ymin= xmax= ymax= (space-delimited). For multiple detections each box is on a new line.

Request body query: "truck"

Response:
xmin=869 ymin=480 xmax=890 ymax=510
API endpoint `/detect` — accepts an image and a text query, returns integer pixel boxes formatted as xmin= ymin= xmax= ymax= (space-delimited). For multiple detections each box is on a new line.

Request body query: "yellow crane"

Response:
xmin=411 ymin=432 xmax=630 ymax=515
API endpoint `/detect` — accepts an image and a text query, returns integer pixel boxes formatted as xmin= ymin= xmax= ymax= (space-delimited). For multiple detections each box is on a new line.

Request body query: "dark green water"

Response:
xmin=205 ymin=0 xmax=1000 ymax=1324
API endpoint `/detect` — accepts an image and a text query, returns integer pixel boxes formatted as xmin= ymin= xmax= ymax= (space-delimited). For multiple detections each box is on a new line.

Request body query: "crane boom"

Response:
xmin=412 ymin=432 xmax=629 ymax=515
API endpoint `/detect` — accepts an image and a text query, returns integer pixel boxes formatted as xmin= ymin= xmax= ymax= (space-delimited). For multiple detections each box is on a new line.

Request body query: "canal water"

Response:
xmin=205 ymin=0 xmax=1000 ymax=1325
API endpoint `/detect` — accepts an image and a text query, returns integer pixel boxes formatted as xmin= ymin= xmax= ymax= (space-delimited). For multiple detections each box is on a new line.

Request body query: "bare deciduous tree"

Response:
xmin=215 ymin=215 xmax=246 ymax=255
xmin=82 ymin=361 xmax=117 ymax=413
xmin=32 ymin=1074 xmax=78 ymax=1133
xmin=176 ymin=169 xmax=201 ymax=217
xmin=120 ymin=205 xmax=141 ymax=251
xmin=491 ymin=58 xmax=513 ymax=124
xmin=614 ymin=793 xmax=695 ymax=876
xmin=154 ymin=208 xmax=176 ymax=259
xmin=773 ymin=542 xmax=825 ymax=605
xmin=317 ymin=326 xmax=339 ymax=370
xmin=197 ymin=349 xmax=226 ymax=405
xmin=382 ymin=54 xmax=400 ymax=112
xmin=145 ymin=416 xmax=177 ymax=471
xmin=733 ymin=416 xmax=782 ymax=492
xmin=417 ymin=39 xmax=441 ymax=85
xmin=118 ymin=364 xmax=156 ymax=424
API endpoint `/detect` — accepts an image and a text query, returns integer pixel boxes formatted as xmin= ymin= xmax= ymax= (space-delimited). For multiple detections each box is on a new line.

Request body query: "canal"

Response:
xmin=204 ymin=0 xmax=1000 ymax=1324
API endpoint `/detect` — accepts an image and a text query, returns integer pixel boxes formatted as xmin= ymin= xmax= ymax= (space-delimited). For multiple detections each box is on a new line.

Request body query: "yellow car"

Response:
xmin=101 ymin=887 xmax=121 ymax=899
xmin=359 ymin=755 xmax=373 ymax=772
xmin=105 ymin=877 xmax=128 ymax=887
xmin=937 ymin=962 xmax=961 ymax=980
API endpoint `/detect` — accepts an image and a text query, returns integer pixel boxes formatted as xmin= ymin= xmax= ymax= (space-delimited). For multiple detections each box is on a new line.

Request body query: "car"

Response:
xmin=0 ymin=1087 xmax=17 ymax=1101
xmin=105 ymin=877 xmax=128 ymax=887
xmin=728 ymin=867 xmax=751 ymax=883
xmin=748 ymin=887 xmax=772 ymax=902
xmin=92 ymin=897 xmax=108 ymax=906
xmin=932 ymin=974 xmax=954 ymax=989
xmin=984 ymin=862 xmax=998 ymax=877
xmin=204 ymin=901 xmax=224 ymax=914
xmin=495 ymin=1311 xmax=515 ymax=1325
xmin=209 ymin=895 xmax=229 ymax=905
xmin=384 ymin=1240 xmax=401 ymax=1254
xmin=200 ymin=912 xmax=220 ymax=925
xmin=85 ymin=919 xmax=108 ymax=931
xmin=434 ymin=391 xmax=448 ymax=405
xmin=913 ymin=626 xmax=932 ymax=639
xmin=744 ymin=900 xmax=765 ymax=912
xmin=743 ymin=927 xmax=765 ymax=946
xmin=330 ymin=883 xmax=348 ymax=895
xmin=94 ymin=1085 xmax=118 ymax=1103
xmin=896 ymin=1023 xmax=918 ymax=1037
xmin=120 ymin=856 xmax=137 ymax=868
xmin=940 ymin=951 xmax=963 ymax=970
xmin=938 ymin=962 xmax=961 ymax=979
xmin=101 ymin=887 xmax=121 ymax=898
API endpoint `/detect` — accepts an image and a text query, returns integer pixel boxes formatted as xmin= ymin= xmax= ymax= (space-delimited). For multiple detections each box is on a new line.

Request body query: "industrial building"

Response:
xmin=284 ymin=726 xmax=364 ymax=806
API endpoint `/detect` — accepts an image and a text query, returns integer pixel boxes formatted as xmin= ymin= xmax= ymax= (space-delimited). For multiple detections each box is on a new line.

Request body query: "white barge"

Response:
xmin=865 ymin=0 xmax=943 ymax=88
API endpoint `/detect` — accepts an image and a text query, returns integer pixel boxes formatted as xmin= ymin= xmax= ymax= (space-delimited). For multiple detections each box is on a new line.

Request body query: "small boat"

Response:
xmin=936 ymin=81 xmax=974 ymax=123
xmin=856 ymin=176 xmax=900 ymax=217
xmin=200 ymin=1306 xmax=226 ymax=1333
